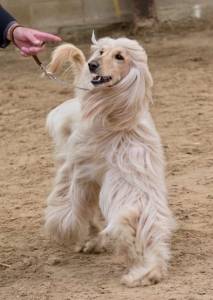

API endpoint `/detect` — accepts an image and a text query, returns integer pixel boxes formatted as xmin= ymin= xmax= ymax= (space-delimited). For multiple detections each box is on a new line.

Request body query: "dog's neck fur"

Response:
xmin=79 ymin=68 xmax=149 ymax=132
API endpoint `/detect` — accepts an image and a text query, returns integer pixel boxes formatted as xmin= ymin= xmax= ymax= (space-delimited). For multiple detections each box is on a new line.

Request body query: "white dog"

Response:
xmin=45 ymin=34 xmax=175 ymax=287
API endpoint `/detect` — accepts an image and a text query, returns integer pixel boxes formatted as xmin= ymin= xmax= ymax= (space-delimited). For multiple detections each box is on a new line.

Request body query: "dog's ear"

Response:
xmin=91 ymin=30 xmax=98 ymax=45
xmin=143 ymin=64 xmax=153 ymax=103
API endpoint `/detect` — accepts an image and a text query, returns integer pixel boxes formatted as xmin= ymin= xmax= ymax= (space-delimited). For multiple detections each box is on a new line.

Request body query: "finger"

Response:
xmin=21 ymin=45 xmax=45 ymax=56
xmin=33 ymin=31 xmax=62 ymax=43
xmin=20 ymin=51 xmax=28 ymax=57
xmin=27 ymin=32 xmax=43 ymax=46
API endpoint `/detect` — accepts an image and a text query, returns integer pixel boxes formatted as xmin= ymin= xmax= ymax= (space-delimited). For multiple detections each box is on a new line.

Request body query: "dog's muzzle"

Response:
xmin=88 ymin=60 xmax=99 ymax=73
xmin=91 ymin=75 xmax=112 ymax=85
xmin=88 ymin=60 xmax=112 ymax=85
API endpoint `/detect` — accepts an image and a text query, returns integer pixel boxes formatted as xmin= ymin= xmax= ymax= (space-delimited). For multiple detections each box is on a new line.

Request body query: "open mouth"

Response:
xmin=91 ymin=75 xmax=112 ymax=85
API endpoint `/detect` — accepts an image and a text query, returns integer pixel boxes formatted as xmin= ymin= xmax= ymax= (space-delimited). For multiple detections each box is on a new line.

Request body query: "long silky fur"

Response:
xmin=45 ymin=36 xmax=175 ymax=287
xmin=47 ymin=43 xmax=86 ymax=78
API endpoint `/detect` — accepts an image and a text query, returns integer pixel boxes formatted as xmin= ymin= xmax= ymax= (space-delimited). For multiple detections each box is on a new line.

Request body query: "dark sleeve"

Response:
xmin=0 ymin=5 xmax=16 ymax=48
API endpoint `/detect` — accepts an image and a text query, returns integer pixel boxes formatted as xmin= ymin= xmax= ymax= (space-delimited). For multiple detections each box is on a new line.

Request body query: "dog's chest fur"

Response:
xmin=68 ymin=113 xmax=163 ymax=188
xmin=68 ymin=124 xmax=115 ymax=184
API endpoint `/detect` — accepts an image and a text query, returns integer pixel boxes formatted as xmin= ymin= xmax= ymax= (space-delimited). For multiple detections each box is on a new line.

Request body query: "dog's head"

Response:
xmin=83 ymin=33 xmax=152 ymax=91
xmin=48 ymin=34 xmax=153 ymax=130
xmin=88 ymin=37 xmax=130 ymax=87
xmin=81 ymin=34 xmax=153 ymax=129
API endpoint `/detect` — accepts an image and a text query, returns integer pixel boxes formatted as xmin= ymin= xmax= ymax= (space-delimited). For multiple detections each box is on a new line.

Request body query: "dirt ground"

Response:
xmin=0 ymin=28 xmax=213 ymax=300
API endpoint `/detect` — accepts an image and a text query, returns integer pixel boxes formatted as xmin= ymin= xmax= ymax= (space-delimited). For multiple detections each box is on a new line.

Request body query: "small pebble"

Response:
xmin=47 ymin=257 xmax=61 ymax=265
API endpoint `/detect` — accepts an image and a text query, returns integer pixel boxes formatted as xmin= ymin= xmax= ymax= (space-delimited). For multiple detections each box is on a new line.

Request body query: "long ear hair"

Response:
xmin=142 ymin=62 xmax=153 ymax=104
xmin=81 ymin=41 xmax=153 ymax=131
xmin=81 ymin=64 xmax=152 ymax=131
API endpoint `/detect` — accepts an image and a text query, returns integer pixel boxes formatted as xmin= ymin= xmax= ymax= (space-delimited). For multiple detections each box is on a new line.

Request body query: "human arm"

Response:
xmin=0 ymin=4 xmax=16 ymax=48
xmin=7 ymin=25 xmax=62 ymax=56
xmin=0 ymin=5 xmax=62 ymax=55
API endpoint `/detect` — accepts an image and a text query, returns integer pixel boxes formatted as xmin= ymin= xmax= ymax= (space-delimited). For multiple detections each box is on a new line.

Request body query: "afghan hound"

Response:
xmin=44 ymin=33 xmax=175 ymax=287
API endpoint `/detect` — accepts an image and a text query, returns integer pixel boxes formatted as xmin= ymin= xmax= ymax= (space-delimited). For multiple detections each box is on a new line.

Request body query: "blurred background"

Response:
xmin=1 ymin=0 xmax=213 ymax=33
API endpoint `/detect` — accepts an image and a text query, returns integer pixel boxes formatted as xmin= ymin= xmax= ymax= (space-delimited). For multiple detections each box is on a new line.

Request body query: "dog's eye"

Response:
xmin=115 ymin=53 xmax=124 ymax=60
xmin=100 ymin=50 xmax=104 ymax=55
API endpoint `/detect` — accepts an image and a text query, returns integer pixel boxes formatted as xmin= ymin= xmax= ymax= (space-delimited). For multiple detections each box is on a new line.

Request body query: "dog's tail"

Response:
xmin=47 ymin=43 xmax=86 ymax=77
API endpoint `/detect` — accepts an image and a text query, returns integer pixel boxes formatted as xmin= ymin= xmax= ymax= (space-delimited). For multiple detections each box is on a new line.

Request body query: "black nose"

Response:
xmin=88 ymin=60 xmax=99 ymax=72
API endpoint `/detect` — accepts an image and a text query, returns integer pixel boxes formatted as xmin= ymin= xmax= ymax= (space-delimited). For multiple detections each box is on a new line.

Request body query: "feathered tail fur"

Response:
xmin=47 ymin=43 xmax=86 ymax=78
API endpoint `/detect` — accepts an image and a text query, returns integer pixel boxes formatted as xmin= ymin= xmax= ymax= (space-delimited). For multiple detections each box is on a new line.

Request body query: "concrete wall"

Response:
xmin=156 ymin=0 xmax=213 ymax=22
xmin=2 ymin=0 xmax=213 ymax=33
xmin=1 ymin=0 xmax=133 ymax=33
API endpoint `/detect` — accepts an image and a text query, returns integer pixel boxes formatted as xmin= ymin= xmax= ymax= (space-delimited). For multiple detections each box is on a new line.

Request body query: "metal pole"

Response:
xmin=113 ymin=0 xmax=121 ymax=18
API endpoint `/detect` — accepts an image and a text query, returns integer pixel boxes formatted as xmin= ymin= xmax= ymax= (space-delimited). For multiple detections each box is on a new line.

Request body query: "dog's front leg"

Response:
xmin=99 ymin=169 xmax=174 ymax=287
xmin=45 ymin=159 xmax=99 ymax=245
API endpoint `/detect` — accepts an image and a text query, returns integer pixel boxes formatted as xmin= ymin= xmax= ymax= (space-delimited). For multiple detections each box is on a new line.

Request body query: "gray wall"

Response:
xmin=1 ymin=0 xmax=133 ymax=33
xmin=157 ymin=0 xmax=213 ymax=22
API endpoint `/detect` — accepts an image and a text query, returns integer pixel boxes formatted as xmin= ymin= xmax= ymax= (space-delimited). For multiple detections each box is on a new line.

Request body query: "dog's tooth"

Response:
xmin=91 ymin=74 xmax=112 ymax=85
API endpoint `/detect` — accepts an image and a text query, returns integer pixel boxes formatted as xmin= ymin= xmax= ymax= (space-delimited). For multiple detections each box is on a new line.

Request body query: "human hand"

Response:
xmin=8 ymin=24 xmax=62 ymax=56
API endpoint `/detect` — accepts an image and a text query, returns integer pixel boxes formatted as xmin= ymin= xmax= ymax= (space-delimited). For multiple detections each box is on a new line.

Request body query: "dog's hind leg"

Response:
xmin=45 ymin=159 xmax=100 ymax=246
xmin=46 ymin=99 xmax=81 ymax=153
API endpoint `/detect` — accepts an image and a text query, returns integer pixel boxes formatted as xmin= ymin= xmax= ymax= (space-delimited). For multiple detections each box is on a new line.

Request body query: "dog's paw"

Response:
xmin=83 ymin=239 xmax=106 ymax=254
xmin=75 ymin=237 xmax=106 ymax=254
xmin=121 ymin=266 xmax=163 ymax=288
xmin=74 ymin=243 xmax=85 ymax=253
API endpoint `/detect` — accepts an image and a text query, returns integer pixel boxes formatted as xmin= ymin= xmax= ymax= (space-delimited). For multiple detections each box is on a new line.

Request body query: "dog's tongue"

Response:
xmin=91 ymin=75 xmax=112 ymax=85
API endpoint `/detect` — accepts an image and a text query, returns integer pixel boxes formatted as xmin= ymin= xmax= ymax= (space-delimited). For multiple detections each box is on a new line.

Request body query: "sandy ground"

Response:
xmin=0 ymin=29 xmax=213 ymax=300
